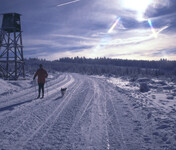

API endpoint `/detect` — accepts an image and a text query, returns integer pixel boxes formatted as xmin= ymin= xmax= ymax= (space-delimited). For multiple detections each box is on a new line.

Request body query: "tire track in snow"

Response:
xmin=59 ymin=77 xmax=119 ymax=150
xmin=106 ymin=84 xmax=157 ymax=150
xmin=100 ymin=80 xmax=111 ymax=150
xmin=89 ymin=79 xmax=128 ymax=150
xmin=59 ymin=77 xmax=95 ymax=149
xmin=60 ymin=77 xmax=108 ymax=150
xmin=106 ymin=93 xmax=127 ymax=150
xmin=84 ymin=79 xmax=107 ymax=149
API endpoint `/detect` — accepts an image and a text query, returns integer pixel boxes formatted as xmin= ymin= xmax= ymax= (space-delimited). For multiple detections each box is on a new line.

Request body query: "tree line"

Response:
xmin=24 ymin=57 xmax=176 ymax=77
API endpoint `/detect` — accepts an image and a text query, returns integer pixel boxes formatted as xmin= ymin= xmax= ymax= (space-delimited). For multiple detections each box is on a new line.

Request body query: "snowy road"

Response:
xmin=0 ymin=73 xmax=175 ymax=150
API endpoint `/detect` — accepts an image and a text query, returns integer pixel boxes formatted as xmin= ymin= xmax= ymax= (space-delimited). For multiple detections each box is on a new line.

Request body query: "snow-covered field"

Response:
xmin=0 ymin=73 xmax=176 ymax=150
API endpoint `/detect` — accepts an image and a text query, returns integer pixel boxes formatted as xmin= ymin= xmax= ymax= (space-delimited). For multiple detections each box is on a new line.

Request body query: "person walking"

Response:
xmin=33 ymin=64 xmax=48 ymax=99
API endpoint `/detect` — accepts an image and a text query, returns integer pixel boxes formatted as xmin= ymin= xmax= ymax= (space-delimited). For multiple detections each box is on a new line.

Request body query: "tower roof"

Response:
xmin=2 ymin=13 xmax=21 ymax=16
xmin=1 ymin=12 xmax=21 ymax=33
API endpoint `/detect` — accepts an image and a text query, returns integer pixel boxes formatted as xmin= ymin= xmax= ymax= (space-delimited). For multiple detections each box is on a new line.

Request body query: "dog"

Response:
xmin=61 ymin=88 xmax=67 ymax=97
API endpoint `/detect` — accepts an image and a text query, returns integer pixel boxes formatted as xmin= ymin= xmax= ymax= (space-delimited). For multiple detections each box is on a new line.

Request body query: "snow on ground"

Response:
xmin=107 ymin=76 xmax=176 ymax=113
xmin=0 ymin=78 xmax=31 ymax=96
xmin=107 ymin=75 xmax=176 ymax=149
xmin=0 ymin=73 xmax=176 ymax=150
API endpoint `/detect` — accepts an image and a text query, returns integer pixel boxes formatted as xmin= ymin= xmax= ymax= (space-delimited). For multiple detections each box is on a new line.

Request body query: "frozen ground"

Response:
xmin=0 ymin=73 xmax=176 ymax=150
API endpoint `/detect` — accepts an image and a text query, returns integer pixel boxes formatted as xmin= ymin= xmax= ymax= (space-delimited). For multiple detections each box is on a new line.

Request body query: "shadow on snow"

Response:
xmin=0 ymin=99 xmax=33 ymax=112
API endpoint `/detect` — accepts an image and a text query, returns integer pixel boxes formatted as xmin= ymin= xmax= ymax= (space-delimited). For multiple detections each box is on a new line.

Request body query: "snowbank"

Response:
xmin=0 ymin=77 xmax=32 ymax=96
xmin=0 ymin=79 xmax=18 ymax=95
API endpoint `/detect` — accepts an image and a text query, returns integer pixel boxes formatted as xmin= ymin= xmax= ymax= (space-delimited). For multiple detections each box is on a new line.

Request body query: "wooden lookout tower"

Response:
xmin=0 ymin=13 xmax=25 ymax=80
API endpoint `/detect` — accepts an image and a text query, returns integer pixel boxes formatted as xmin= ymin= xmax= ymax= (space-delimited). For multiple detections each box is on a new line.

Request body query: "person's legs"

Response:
xmin=41 ymin=83 xmax=44 ymax=98
xmin=38 ymin=83 xmax=42 ymax=98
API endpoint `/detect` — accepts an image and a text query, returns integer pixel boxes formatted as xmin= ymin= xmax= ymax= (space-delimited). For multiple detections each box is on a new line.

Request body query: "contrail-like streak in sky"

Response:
xmin=57 ymin=0 xmax=80 ymax=7
xmin=157 ymin=26 xmax=169 ymax=34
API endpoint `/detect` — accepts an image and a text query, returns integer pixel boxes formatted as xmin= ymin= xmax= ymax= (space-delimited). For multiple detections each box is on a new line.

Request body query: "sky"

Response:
xmin=0 ymin=0 xmax=176 ymax=60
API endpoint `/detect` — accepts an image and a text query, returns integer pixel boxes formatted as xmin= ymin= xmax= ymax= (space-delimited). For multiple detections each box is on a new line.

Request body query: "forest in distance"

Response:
xmin=25 ymin=57 xmax=176 ymax=78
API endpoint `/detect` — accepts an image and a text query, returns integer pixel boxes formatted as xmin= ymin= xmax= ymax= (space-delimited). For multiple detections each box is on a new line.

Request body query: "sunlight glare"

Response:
xmin=122 ymin=0 xmax=153 ymax=21
xmin=123 ymin=0 xmax=152 ymax=12
xmin=148 ymin=19 xmax=157 ymax=38
xmin=108 ymin=17 xmax=121 ymax=33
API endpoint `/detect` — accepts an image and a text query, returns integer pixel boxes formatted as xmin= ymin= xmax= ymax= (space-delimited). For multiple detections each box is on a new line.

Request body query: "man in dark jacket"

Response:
xmin=33 ymin=64 xmax=48 ymax=98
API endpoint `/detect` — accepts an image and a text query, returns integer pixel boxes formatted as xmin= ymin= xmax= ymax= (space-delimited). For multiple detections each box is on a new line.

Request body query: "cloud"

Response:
xmin=145 ymin=0 xmax=176 ymax=18
xmin=151 ymin=48 xmax=176 ymax=56
xmin=151 ymin=0 xmax=171 ymax=9
xmin=50 ymin=34 xmax=97 ymax=41
xmin=44 ymin=27 xmax=176 ymax=60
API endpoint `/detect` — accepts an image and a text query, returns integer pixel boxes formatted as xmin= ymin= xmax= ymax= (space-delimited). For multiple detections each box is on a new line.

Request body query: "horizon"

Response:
xmin=1 ymin=0 xmax=176 ymax=61
xmin=26 ymin=56 xmax=176 ymax=62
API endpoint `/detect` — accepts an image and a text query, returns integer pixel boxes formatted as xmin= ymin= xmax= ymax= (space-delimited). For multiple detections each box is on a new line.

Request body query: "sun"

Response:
xmin=122 ymin=0 xmax=152 ymax=12
xmin=122 ymin=0 xmax=153 ymax=20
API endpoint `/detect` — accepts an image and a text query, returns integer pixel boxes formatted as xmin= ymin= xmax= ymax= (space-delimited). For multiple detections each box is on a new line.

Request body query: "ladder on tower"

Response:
xmin=0 ymin=30 xmax=2 ymax=48
xmin=0 ymin=29 xmax=4 ymax=49
xmin=0 ymin=30 xmax=4 ymax=77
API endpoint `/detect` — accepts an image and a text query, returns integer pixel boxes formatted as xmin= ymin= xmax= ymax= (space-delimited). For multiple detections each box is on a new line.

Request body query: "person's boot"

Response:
xmin=37 ymin=95 xmax=40 ymax=99
xmin=41 ymin=94 xmax=44 ymax=99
